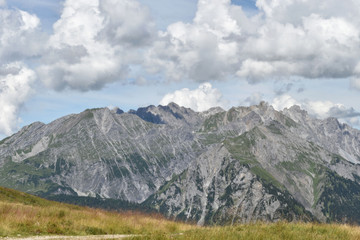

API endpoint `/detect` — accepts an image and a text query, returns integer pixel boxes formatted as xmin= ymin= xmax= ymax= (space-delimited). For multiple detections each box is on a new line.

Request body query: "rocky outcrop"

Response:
xmin=144 ymin=144 xmax=314 ymax=225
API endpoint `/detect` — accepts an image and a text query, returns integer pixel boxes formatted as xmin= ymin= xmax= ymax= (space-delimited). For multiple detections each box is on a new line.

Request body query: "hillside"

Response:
xmin=0 ymin=102 xmax=360 ymax=225
xmin=1 ymin=186 xmax=360 ymax=240
xmin=0 ymin=186 xmax=194 ymax=238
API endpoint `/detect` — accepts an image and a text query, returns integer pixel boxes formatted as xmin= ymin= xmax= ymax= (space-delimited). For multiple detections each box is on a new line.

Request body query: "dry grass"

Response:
xmin=170 ymin=222 xmax=360 ymax=240
xmin=0 ymin=194 xmax=197 ymax=237
xmin=0 ymin=186 xmax=197 ymax=237
xmin=0 ymin=186 xmax=360 ymax=240
xmin=131 ymin=222 xmax=360 ymax=240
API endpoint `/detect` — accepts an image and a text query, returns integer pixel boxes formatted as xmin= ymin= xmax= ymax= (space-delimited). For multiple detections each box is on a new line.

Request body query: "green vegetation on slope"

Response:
xmin=201 ymin=112 xmax=226 ymax=132
xmin=0 ymin=157 xmax=74 ymax=196
xmin=319 ymin=170 xmax=360 ymax=224
xmin=223 ymin=127 xmax=263 ymax=165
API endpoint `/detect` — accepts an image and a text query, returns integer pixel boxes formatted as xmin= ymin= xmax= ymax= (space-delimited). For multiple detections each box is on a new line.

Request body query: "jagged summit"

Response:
xmin=0 ymin=102 xmax=360 ymax=225
xmin=128 ymin=102 xmax=197 ymax=125
xmin=111 ymin=107 xmax=124 ymax=114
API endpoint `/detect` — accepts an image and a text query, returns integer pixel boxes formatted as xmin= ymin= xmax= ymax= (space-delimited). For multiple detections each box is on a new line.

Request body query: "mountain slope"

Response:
xmin=0 ymin=186 xmax=195 ymax=237
xmin=1 ymin=102 xmax=360 ymax=225
xmin=0 ymin=103 xmax=203 ymax=202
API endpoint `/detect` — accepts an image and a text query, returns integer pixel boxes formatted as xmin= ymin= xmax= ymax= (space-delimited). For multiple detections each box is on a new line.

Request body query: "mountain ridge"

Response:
xmin=1 ymin=102 xmax=360 ymax=225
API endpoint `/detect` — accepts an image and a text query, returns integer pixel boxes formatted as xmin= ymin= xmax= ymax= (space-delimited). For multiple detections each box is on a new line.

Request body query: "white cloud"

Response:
xmin=271 ymin=94 xmax=299 ymax=111
xmin=256 ymin=0 xmax=360 ymax=24
xmin=303 ymin=100 xmax=342 ymax=119
xmin=4 ymin=0 xmax=360 ymax=90
xmin=303 ymin=100 xmax=360 ymax=127
xmin=0 ymin=7 xmax=45 ymax=136
xmin=145 ymin=0 xmax=243 ymax=82
xmin=0 ymin=63 xmax=35 ymax=135
xmin=160 ymin=83 xmax=227 ymax=112
xmin=99 ymin=0 xmax=155 ymax=47
xmin=271 ymin=94 xmax=360 ymax=127
xmin=37 ymin=0 xmax=154 ymax=91
xmin=237 ymin=59 xmax=276 ymax=82
xmin=349 ymin=117 xmax=360 ymax=127
xmin=145 ymin=0 xmax=360 ymax=87
xmin=0 ymin=8 xmax=44 ymax=62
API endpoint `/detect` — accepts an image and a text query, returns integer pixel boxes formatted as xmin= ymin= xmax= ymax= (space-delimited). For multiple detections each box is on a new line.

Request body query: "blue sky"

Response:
xmin=1 ymin=0 xmax=360 ymax=139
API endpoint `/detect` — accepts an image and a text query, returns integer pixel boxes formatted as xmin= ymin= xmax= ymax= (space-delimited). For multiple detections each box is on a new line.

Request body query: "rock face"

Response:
xmin=0 ymin=102 xmax=360 ymax=225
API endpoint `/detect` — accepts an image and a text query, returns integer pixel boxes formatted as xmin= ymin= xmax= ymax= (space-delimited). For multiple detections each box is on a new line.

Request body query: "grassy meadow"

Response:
xmin=1 ymin=186 xmax=360 ymax=239
xmin=0 ymin=186 xmax=195 ymax=238
xmin=171 ymin=222 xmax=360 ymax=240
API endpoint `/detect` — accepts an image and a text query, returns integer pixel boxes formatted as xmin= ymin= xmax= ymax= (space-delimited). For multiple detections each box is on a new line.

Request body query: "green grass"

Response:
xmin=201 ymin=112 xmax=226 ymax=132
xmin=250 ymin=166 xmax=284 ymax=190
xmin=223 ymin=131 xmax=258 ymax=165
xmin=266 ymin=123 xmax=282 ymax=135
xmin=200 ymin=133 xmax=225 ymax=145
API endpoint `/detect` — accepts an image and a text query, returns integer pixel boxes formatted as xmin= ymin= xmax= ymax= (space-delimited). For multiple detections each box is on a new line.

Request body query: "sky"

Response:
xmin=1 ymin=0 xmax=360 ymax=139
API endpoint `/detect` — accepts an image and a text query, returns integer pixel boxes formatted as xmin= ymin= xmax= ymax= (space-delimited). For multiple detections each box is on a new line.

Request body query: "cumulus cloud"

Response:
xmin=271 ymin=95 xmax=300 ymax=112
xmin=0 ymin=6 xmax=45 ymax=136
xmin=271 ymin=94 xmax=360 ymax=126
xmin=159 ymin=83 xmax=227 ymax=112
xmin=303 ymin=101 xmax=342 ymax=119
xmin=145 ymin=0 xmax=244 ymax=82
xmin=37 ymin=0 xmax=154 ymax=91
xmin=0 ymin=7 xmax=44 ymax=62
xmin=145 ymin=0 xmax=360 ymax=87
xmin=0 ymin=63 xmax=35 ymax=135
xmin=5 ymin=0 xmax=360 ymax=92
xmin=304 ymin=101 xmax=360 ymax=127
xmin=99 ymin=0 xmax=155 ymax=47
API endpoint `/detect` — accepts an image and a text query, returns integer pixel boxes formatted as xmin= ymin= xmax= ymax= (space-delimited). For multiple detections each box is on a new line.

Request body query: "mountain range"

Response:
xmin=0 ymin=102 xmax=360 ymax=225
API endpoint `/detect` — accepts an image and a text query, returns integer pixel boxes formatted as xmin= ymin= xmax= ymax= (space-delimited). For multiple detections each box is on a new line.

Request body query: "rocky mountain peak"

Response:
xmin=129 ymin=105 xmax=164 ymax=124
xmin=111 ymin=107 xmax=124 ymax=115
xmin=201 ymin=107 xmax=225 ymax=118
xmin=128 ymin=102 xmax=199 ymax=126
xmin=282 ymin=105 xmax=309 ymax=122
